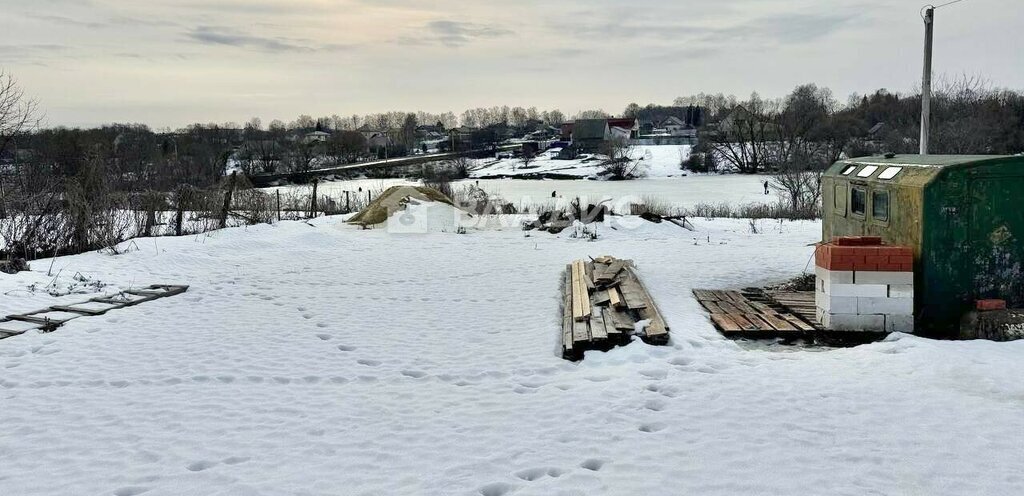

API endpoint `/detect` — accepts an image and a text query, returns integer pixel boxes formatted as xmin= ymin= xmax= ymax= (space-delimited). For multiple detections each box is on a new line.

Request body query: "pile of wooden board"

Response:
xmin=692 ymin=288 xmax=817 ymax=339
xmin=561 ymin=256 xmax=669 ymax=360
xmin=0 ymin=284 xmax=189 ymax=340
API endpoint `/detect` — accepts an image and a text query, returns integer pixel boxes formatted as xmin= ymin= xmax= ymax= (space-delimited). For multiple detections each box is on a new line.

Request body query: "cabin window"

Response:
xmin=879 ymin=167 xmax=902 ymax=180
xmin=841 ymin=165 xmax=857 ymax=176
xmin=834 ymin=184 xmax=847 ymax=216
xmin=857 ymin=165 xmax=879 ymax=178
xmin=851 ymin=187 xmax=867 ymax=216
xmin=872 ymin=190 xmax=890 ymax=222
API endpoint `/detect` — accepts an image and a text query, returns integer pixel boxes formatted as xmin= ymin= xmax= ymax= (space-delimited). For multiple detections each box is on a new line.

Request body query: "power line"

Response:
xmin=921 ymin=0 xmax=966 ymax=19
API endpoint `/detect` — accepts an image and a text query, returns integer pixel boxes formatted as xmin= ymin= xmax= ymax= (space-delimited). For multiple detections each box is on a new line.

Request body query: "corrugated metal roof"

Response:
xmin=842 ymin=155 xmax=1016 ymax=169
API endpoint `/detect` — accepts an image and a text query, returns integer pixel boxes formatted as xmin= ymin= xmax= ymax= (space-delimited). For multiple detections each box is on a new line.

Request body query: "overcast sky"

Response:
xmin=2 ymin=0 xmax=1021 ymax=129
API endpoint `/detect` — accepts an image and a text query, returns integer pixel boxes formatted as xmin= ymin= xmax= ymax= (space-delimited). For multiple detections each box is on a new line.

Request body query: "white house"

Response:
xmin=303 ymin=131 xmax=331 ymax=144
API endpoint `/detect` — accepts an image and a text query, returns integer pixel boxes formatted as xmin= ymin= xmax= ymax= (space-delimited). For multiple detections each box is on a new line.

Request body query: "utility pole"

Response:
xmin=920 ymin=6 xmax=935 ymax=155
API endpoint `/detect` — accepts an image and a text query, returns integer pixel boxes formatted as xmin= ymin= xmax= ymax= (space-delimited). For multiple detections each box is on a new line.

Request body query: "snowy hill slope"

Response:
xmin=1 ymin=217 xmax=1022 ymax=495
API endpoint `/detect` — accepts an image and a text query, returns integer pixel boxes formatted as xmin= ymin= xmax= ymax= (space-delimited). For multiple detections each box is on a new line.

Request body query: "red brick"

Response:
xmin=899 ymin=263 xmax=914 ymax=272
xmin=829 ymin=246 xmax=858 ymax=257
xmin=890 ymin=256 xmax=913 ymax=265
xmin=856 ymin=263 xmax=879 ymax=271
xmin=830 ymin=261 xmax=854 ymax=271
xmin=866 ymin=255 xmax=889 ymax=264
xmin=876 ymin=262 xmax=903 ymax=271
xmin=976 ymin=299 xmax=1007 ymax=311
xmin=861 ymin=236 xmax=883 ymax=246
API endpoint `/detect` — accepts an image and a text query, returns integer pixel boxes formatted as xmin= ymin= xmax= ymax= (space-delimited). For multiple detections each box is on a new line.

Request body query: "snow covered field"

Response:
xmin=2 ymin=217 xmax=1024 ymax=495
xmin=469 ymin=145 xmax=693 ymax=179
xmin=267 ymin=173 xmax=774 ymax=213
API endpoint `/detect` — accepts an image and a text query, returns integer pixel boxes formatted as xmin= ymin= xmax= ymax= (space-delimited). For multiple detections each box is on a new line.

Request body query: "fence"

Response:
xmin=0 ymin=174 xmax=385 ymax=262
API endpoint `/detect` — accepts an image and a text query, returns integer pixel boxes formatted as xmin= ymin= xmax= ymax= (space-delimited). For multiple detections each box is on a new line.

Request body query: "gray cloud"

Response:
xmin=708 ymin=13 xmax=859 ymax=44
xmin=24 ymin=13 xmax=106 ymax=29
xmin=399 ymin=20 xmax=513 ymax=47
xmin=186 ymin=26 xmax=350 ymax=53
xmin=568 ymin=10 xmax=858 ymax=46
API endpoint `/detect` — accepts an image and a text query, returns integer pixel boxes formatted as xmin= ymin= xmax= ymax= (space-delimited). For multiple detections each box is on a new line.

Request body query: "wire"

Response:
xmin=921 ymin=0 xmax=965 ymax=20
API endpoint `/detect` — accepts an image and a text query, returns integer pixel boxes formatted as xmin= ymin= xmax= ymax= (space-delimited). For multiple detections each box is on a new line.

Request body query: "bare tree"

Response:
xmin=0 ymin=70 xmax=41 ymax=159
xmin=600 ymin=138 xmax=645 ymax=180
xmin=770 ymin=155 xmax=823 ymax=219
xmin=519 ymin=149 xmax=536 ymax=170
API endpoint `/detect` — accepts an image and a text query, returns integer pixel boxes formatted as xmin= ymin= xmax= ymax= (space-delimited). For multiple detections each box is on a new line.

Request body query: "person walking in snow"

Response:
xmin=763 ymin=181 xmax=770 ymax=195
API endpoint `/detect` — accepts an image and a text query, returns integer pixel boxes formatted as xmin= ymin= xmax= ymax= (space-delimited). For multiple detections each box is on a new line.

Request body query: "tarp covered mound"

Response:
xmin=347 ymin=186 xmax=458 ymax=226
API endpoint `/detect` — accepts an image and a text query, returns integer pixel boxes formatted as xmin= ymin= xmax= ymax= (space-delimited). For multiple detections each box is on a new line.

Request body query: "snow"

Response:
xmin=2 ymin=217 xmax=1024 ymax=495
xmin=469 ymin=145 xmax=693 ymax=179
xmin=266 ymin=173 xmax=775 ymax=213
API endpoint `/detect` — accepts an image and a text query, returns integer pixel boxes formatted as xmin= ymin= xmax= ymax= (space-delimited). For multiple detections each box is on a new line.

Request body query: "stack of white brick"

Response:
xmin=815 ymin=266 xmax=914 ymax=332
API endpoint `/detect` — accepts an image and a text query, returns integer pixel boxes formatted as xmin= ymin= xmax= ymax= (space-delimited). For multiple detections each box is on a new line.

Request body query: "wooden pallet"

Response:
xmin=562 ymin=257 xmax=669 ymax=360
xmin=766 ymin=290 xmax=821 ymax=327
xmin=0 ymin=285 xmax=189 ymax=340
xmin=693 ymin=288 xmax=817 ymax=339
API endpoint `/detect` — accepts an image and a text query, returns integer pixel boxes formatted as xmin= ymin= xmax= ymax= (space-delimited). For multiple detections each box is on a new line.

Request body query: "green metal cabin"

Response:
xmin=822 ymin=155 xmax=1024 ymax=337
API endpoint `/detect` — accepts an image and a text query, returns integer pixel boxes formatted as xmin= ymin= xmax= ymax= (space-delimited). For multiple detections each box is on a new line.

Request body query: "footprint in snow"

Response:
xmin=400 ymin=370 xmax=426 ymax=379
xmin=644 ymin=399 xmax=668 ymax=411
xmin=357 ymin=359 xmax=381 ymax=367
xmin=337 ymin=345 xmax=356 ymax=352
xmin=514 ymin=467 xmax=564 ymax=481
xmin=186 ymin=460 xmax=218 ymax=472
xmin=315 ymin=334 xmax=332 ymax=341
xmin=580 ymin=459 xmax=607 ymax=471
xmin=638 ymin=422 xmax=668 ymax=433
xmin=478 ymin=482 xmax=518 ymax=496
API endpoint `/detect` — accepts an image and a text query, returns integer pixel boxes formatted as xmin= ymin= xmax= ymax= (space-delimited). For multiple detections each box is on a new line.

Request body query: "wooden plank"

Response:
xmin=734 ymin=301 xmax=761 ymax=314
xmin=607 ymin=288 xmax=623 ymax=309
xmin=717 ymin=301 xmax=742 ymax=314
xmin=759 ymin=313 xmax=799 ymax=332
xmin=692 ymin=289 xmax=719 ymax=301
xmin=593 ymin=290 xmax=612 ymax=306
xmin=782 ymin=314 xmax=817 ymax=332
xmin=49 ymin=305 xmax=109 ymax=316
xmin=607 ymin=308 xmax=635 ymax=331
xmin=724 ymin=290 xmax=748 ymax=303
xmin=625 ymin=267 xmax=669 ymax=341
xmin=597 ymin=261 xmax=625 ymax=283
xmin=594 ymin=261 xmax=619 ymax=282
xmin=125 ymin=289 xmax=167 ymax=297
xmin=701 ymin=301 xmax=725 ymax=314
xmin=729 ymin=314 xmax=759 ymax=331
xmin=583 ymin=262 xmax=596 ymax=292
xmin=572 ymin=319 xmax=590 ymax=344
xmin=744 ymin=314 xmax=773 ymax=330
xmin=601 ymin=308 xmax=622 ymax=337
xmin=589 ymin=308 xmax=609 ymax=341
xmin=618 ymin=277 xmax=648 ymax=310
xmin=571 ymin=261 xmax=585 ymax=322
xmin=6 ymin=314 xmax=69 ymax=325
xmin=711 ymin=290 xmax=731 ymax=301
xmin=576 ymin=261 xmax=592 ymax=321
xmin=562 ymin=266 xmax=574 ymax=355
xmin=710 ymin=314 xmax=743 ymax=332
